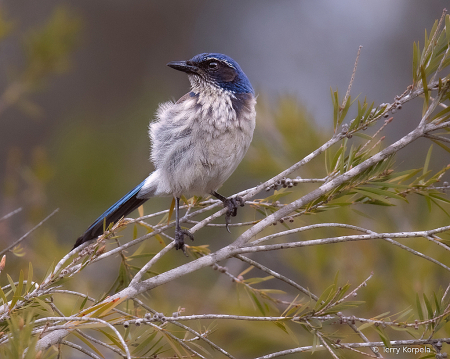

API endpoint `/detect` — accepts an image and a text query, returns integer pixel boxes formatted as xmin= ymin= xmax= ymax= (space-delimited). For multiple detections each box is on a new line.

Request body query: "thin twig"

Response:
xmin=61 ymin=340 xmax=102 ymax=359
xmin=341 ymin=45 xmax=362 ymax=113
xmin=170 ymin=320 xmax=236 ymax=359
xmin=0 ymin=208 xmax=59 ymax=256
xmin=130 ymin=242 xmax=174 ymax=285
xmin=0 ymin=207 xmax=22 ymax=222
xmin=254 ymin=338 xmax=447 ymax=359
xmin=316 ymin=331 xmax=339 ymax=359
xmin=235 ymin=254 xmax=318 ymax=301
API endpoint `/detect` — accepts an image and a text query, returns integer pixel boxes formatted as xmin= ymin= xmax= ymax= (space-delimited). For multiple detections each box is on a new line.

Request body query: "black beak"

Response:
xmin=167 ymin=60 xmax=199 ymax=74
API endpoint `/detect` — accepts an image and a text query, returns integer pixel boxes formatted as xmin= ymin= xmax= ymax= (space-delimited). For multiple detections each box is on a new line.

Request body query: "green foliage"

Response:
xmin=0 ymin=313 xmax=40 ymax=359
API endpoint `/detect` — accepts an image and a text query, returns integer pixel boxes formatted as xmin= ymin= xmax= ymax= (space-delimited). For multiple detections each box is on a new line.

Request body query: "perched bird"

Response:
xmin=72 ymin=53 xmax=256 ymax=252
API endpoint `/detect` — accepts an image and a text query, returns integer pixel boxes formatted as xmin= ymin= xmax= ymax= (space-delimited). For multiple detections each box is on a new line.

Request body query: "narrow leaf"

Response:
xmin=420 ymin=66 xmax=429 ymax=108
xmin=167 ymin=198 xmax=175 ymax=225
xmin=132 ymin=329 xmax=158 ymax=355
xmin=72 ymin=331 xmax=105 ymax=358
xmin=431 ymin=139 xmax=450 ymax=154
xmin=26 ymin=262 xmax=34 ymax=294
xmin=423 ymin=294 xmax=433 ymax=319
xmin=10 ymin=270 xmax=24 ymax=308
xmin=423 ymin=145 xmax=433 ymax=175
xmin=413 ymin=42 xmax=419 ymax=84
xmin=251 ymin=292 xmax=266 ymax=315
xmin=79 ymin=295 xmax=89 ymax=311
xmin=0 ymin=286 xmax=8 ymax=305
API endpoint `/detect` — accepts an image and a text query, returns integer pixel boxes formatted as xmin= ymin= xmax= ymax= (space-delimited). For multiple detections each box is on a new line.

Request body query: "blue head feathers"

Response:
xmin=167 ymin=53 xmax=254 ymax=95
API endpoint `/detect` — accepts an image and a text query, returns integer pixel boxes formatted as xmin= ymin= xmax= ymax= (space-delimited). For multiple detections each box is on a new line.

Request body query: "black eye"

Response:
xmin=208 ymin=62 xmax=218 ymax=69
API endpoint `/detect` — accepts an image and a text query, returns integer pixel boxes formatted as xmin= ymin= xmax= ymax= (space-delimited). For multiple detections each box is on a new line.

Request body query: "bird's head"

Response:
xmin=167 ymin=53 xmax=254 ymax=95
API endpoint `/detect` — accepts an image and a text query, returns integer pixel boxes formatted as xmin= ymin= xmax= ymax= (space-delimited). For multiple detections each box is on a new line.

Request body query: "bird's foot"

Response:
xmin=175 ymin=226 xmax=194 ymax=255
xmin=222 ymin=195 xmax=245 ymax=232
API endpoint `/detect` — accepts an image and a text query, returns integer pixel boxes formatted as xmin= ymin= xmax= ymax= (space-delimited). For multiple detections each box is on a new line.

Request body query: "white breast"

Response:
xmin=143 ymin=86 xmax=256 ymax=198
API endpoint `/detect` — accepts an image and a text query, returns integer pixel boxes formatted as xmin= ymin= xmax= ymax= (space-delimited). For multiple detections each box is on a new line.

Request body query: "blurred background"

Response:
xmin=1 ymin=1 xmax=450 ymax=358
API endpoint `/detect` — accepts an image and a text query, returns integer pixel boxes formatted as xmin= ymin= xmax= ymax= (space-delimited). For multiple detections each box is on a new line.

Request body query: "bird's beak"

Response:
xmin=167 ymin=60 xmax=200 ymax=74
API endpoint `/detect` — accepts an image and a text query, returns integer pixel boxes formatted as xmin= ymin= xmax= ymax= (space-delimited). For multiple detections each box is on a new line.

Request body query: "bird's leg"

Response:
xmin=174 ymin=197 xmax=194 ymax=254
xmin=211 ymin=191 xmax=245 ymax=233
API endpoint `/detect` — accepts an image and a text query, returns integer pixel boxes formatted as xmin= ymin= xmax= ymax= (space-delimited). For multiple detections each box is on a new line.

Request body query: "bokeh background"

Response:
xmin=1 ymin=1 xmax=450 ymax=358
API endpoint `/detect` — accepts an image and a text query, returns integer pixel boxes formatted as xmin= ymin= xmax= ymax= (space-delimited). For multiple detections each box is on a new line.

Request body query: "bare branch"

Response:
xmin=0 ymin=208 xmax=59 ymax=257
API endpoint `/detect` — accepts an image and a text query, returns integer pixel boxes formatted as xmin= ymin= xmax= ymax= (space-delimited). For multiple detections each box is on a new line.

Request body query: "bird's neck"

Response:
xmin=186 ymin=76 xmax=256 ymax=130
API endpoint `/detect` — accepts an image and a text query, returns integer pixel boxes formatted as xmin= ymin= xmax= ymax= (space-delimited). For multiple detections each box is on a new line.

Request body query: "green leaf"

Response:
xmin=128 ymin=253 xmax=156 ymax=259
xmin=264 ymin=190 xmax=292 ymax=203
xmin=331 ymin=145 xmax=345 ymax=172
xmin=358 ymin=321 xmax=375 ymax=331
xmin=423 ymin=294 xmax=433 ymax=320
xmin=432 ymin=102 xmax=450 ymax=122
xmin=312 ymin=332 xmax=318 ymax=353
xmin=131 ymin=329 xmax=158 ymax=355
xmin=274 ymin=321 xmax=289 ymax=334
xmin=423 ymin=145 xmax=433 ymax=175
xmin=0 ymin=286 xmax=8 ymax=305
xmin=326 ymin=301 xmax=364 ymax=313
xmin=331 ymin=88 xmax=339 ymax=130
xmin=359 ymin=187 xmax=406 ymax=202
xmin=72 ymin=331 xmax=105 ymax=358
xmin=431 ymin=139 xmax=450 ymax=154
xmin=446 ymin=14 xmax=450 ymax=41
xmin=314 ymin=284 xmax=334 ymax=309
xmin=89 ymin=299 xmax=121 ymax=318
xmin=433 ymin=292 xmax=441 ymax=314
xmin=244 ymin=276 xmax=274 ymax=285
xmin=161 ymin=332 xmax=184 ymax=359
xmin=396 ymin=308 xmax=413 ymax=321
xmin=10 ymin=270 xmax=24 ymax=308
xmin=369 ymin=182 xmax=410 ymax=189
xmin=424 ymin=195 xmax=432 ymax=212
xmin=353 ymin=132 xmax=372 ymax=140
xmin=338 ymin=94 xmax=352 ymax=126
xmin=41 ymin=260 xmax=55 ymax=283
xmin=375 ymin=326 xmax=391 ymax=348
xmin=141 ymin=333 xmax=164 ymax=356
xmin=251 ymin=292 xmax=266 ymax=315
xmin=389 ymin=168 xmax=422 ymax=183
xmin=7 ymin=274 xmax=16 ymax=293
xmin=79 ymin=295 xmax=89 ymax=311
xmin=100 ymin=329 xmax=125 ymax=351
xmin=168 ymin=197 xmax=175 ymax=225
xmin=413 ymin=42 xmax=419 ymax=84
xmin=420 ymin=66 xmax=429 ymax=109
xmin=25 ymin=262 xmax=34 ymax=294
xmin=346 ymin=145 xmax=355 ymax=170
xmin=333 ymin=271 xmax=339 ymax=288
xmin=34 ymin=297 xmax=52 ymax=313
xmin=350 ymin=208 xmax=374 ymax=219
xmin=354 ymin=188 xmax=393 ymax=205
xmin=430 ymin=197 xmax=450 ymax=217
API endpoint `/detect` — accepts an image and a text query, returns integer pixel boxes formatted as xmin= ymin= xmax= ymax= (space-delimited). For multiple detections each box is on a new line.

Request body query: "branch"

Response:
xmin=255 ymin=338 xmax=449 ymax=359
xmin=0 ymin=209 xmax=59 ymax=257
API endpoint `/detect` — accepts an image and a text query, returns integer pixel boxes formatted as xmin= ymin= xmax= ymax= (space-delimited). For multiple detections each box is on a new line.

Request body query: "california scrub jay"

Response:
xmin=73 ymin=53 xmax=256 ymax=252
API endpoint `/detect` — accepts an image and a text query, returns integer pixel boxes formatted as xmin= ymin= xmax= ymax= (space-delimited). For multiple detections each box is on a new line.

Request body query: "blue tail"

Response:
xmin=73 ymin=179 xmax=148 ymax=249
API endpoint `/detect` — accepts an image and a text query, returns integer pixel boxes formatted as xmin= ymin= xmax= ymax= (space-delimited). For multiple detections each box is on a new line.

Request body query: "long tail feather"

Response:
xmin=73 ymin=179 xmax=148 ymax=249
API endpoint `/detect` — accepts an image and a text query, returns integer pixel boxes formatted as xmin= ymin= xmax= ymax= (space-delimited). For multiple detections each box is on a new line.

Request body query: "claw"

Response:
xmin=236 ymin=196 xmax=245 ymax=207
xmin=211 ymin=192 xmax=246 ymax=232
xmin=222 ymin=195 xmax=246 ymax=232
xmin=225 ymin=214 xmax=231 ymax=233
xmin=175 ymin=227 xmax=194 ymax=256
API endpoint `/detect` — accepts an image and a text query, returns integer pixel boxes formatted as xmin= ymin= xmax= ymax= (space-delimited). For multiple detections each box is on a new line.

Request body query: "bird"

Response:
xmin=72 ymin=53 xmax=256 ymax=252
